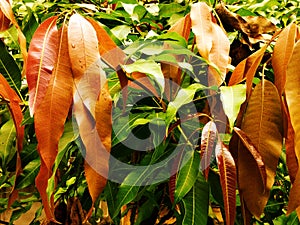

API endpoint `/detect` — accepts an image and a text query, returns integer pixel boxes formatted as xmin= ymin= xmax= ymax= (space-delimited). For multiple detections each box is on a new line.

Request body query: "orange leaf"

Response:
xmin=169 ymin=13 xmax=191 ymax=42
xmin=200 ymin=121 xmax=218 ymax=180
xmin=0 ymin=0 xmax=10 ymax=32
xmin=272 ymin=23 xmax=298 ymax=96
xmin=238 ymin=80 xmax=283 ymax=218
xmin=0 ymin=73 xmax=24 ymax=207
xmin=217 ymin=143 xmax=236 ymax=225
xmin=285 ymin=40 xmax=300 ymax=214
xmin=233 ymin=127 xmax=266 ymax=188
xmin=26 ymin=16 xmax=58 ymax=116
xmin=34 ymin=24 xmax=73 ymax=222
xmin=0 ymin=0 xmax=27 ymax=76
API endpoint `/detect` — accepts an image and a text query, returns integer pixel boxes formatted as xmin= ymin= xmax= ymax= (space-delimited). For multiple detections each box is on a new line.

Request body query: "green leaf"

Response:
xmin=0 ymin=40 xmax=22 ymax=91
xmin=0 ymin=119 xmax=16 ymax=169
xmin=219 ymin=84 xmax=246 ymax=132
xmin=182 ymin=175 xmax=209 ymax=225
xmin=111 ymin=25 xmax=132 ymax=40
xmin=175 ymin=149 xmax=200 ymax=203
xmin=122 ymin=59 xmax=165 ymax=94
xmin=23 ymin=7 xmax=39 ymax=43
xmin=16 ymin=158 xmax=40 ymax=189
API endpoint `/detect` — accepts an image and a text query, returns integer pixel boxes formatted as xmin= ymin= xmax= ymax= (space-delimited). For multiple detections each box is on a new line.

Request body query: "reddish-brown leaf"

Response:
xmin=238 ymin=80 xmax=283 ymax=218
xmin=0 ymin=0 xmax=27 ymax=76
xmin=169 ymin=14 xmax=191 ymax=42
xmin=0 ymin=0 xmax=10 ymax=32
xmin=34 ymin=24 xmax=73 ymax=221
xmin=233 ymin=127 xmax=266 ymax=188
xmin=0 ymin=73 xmax=24 ymax=207
xmin=26 ymin=16 xmax=58 ymax=116
xmin=217 ymin=143 xmax=236 ymax=225
xmin=285 ymin=40 xmax=300 ymax=214
xmin=272 ymin=23 xmax=298 ymax=96
xmin=200 ymin=121 xmax=218 ymax=180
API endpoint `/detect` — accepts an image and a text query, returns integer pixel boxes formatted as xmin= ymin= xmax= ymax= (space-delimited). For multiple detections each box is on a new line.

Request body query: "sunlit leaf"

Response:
xmin=26 ymin=16 xmax=58 ymax=116
xmin=272 ymin=23 xmax=298 ymax=95
xmin=0 ymin=0 xmax=10 ymax=32
xmin=238 ymin=80 xmax=283 ymax=218
xmin=182 ymin=175 xmax=209 ymax=225
xmin=220 ymin=84 xmax=246 ymax=131
xmin=0 ymin=119 xmax=16 ymax=169
xmin=216 ymin=144 xmax=236 ymax=225
xmin=285 ymin=40 xmax=300 ymax=214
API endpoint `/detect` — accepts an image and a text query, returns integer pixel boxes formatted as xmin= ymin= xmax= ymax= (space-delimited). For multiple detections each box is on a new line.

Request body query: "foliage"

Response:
xmin=0 ymin=0 xmax=300 ymax=224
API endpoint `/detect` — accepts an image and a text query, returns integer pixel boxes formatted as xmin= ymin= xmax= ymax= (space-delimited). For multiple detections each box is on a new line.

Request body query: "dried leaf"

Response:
xmin=272 ymin=23 xmax=298 ymax=96
xmin=285 ymin=40 xmax=300 ymax=214
xmin=34 ymin=24 xmax=73 ymax=222
xmin=200 ymin=121 xmax=218 ymax=180
xmin=216 ymin=144 xmax=236 ymax=225
xmin=238 ymin=80 xmax=283 ymax=218
xmin=26 ymin=16 xmax=58 ymax=116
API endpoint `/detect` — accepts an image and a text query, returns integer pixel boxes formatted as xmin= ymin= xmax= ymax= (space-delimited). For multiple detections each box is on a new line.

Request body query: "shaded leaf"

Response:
xmin=26 ymin=16 xmax=58 ymax=116
xmin=16 ymin=158 xmax=40 ymax=189
xmin=216 ymin=144 xmax=236 ymax=225
xmin=200 ymin=121 xmax=218 ymax=180
xmin=285 ymin=40 xmax=300 ymax=214
xmin=238 ymin=80 xmax=283 ymax=218
xmin=0 ymin=119 xmax=16 ymax=169
xmin=219 ymin=84 xmax=246 ymax=131
xmin=182 ymin=175 xmax=209 ymax=225
xmin=272 ymin=23 xmax=298 ymax=96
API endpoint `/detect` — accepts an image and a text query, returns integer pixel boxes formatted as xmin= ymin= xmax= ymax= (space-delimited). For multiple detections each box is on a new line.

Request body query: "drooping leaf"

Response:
xmin=175 ymin=149 xmax=200 ymax=203
xmin=0 ymin=0 xmax=10 ymax=32
xmin=238 ymin=80 xmax=283 ymax=218
xmin=285 ymin=40 xmax=300 ymax=214
xmin=233 ymin=127 xmax=266 ymax=188
xmin=26 ymin=16 xmax=58 ymax=116
xmin=182 ymin=175 xmax=209 ymax=225
xmin=200 ymin=121 xmax=218 ymax=180
xmin=216 ymin=144 xmax=236 ymax=225
xmin=272 ymin=23 xmax=298 ymax=96
xmin=0 ymin=40 xmax=21 ymax=91
xmin=219 ymin=84 xmax=246 ymax=131
xmin=0 ymin=119 xmax=16 ymax=169
xmin=0 ymin=0 xmax=27 ymax=75
xmin=34 ymin=23 xmax=73 ymax=222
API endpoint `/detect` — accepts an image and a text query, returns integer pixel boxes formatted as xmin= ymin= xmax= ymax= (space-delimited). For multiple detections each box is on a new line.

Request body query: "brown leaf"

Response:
xmin=285 ymin=40 xmax=300 ymax=214
xmin=200 ymin=121 xmax=218 ymax=180
xmin=238 ymin=80 xmax=283 ymax=218
xmin=26 ymin=16 xmax=59 ymax=116
xmin=34 ymin=24 xmax=73 ymax=222
xmin=217 ymin=143 xmax=236 ymax=225
xmin=233 ymin=127 xmax=266 ymax=188
xmin=0 ymin=0 xmax=10 ymax=32
xmin=0 ymin=0 xmax=27 ymax=76
xmin=272 ymin=23 xmax=298 ymax=96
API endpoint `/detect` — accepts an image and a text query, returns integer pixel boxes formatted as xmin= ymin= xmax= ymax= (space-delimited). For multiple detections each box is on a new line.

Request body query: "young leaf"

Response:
xmin=175 ymin=149 xmax=200 ymax=203
xmin=285 ymin=40 xmax=300 ymax=214
xmin=219 ymin=84 xmax=246 ymax=132
xmin=216 ymin=144 xmax=236 ymax=225
xmin=182 ymin=175 xmax=209 ymax=225
xmin=34 ymin=24 xmax=73 ymax=222
xmin=26 ymin=16 xmax=59 ymax=116
xmin=238 ymin=80 xmax=283 ymax=218
xmin=272 ymin=23 xmax=298 ymax=96
xmin=200 ymin=121 xmax=218 ymax=180
xmin=0 ymin=1 xmax=10 ymax=32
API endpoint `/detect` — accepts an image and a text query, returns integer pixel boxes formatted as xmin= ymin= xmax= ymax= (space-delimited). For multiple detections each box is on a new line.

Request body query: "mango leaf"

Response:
xmin=182 ymin=175 xmax=209 ymax=225
xmin=0 ymin=0 xmax=10 ymax=32
xmin=220 ymin=84 xmax=246 ymax=132
xmin=175 ymin=149 xmax=200 ymax=203
xmin=0 ymin=40 xmax=21 ymax=91
xmin=233 ymin=127 xmax=266 ymax=187
xmin=216 ymin=143 xmax=236 ymax=225
xmin=238 ymin=80 xmax=283 ymax=218
xmin=0 ymin=0 xmax=27 ymax=75
xmin=122 ymin=59 xmax=165 ymax=95
xmin=0 ymin=119 xmax=16 ymax=169
xmin=285 ymin=40 xmax=300 ymax=214
xmin=200 ymin=121 xmax=218 ymax=180
xmin=26 ymin=16 xmax=58 ymax=116
xmin=272 ymin=23 xmax=298 ymax=96
xmin=34 ymin=24 xmax=73 ymax=222
xmin=191 ymin=2 xmax=230 ymax=86
xmin=16 ymin=158 xmax=40 ymax=190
